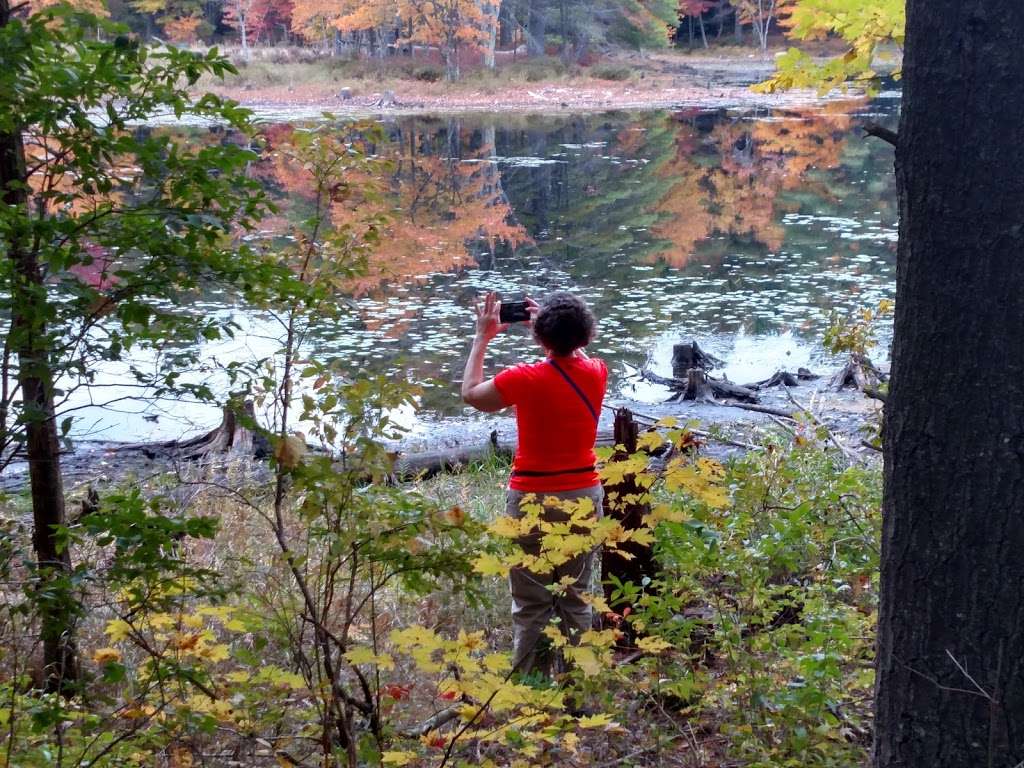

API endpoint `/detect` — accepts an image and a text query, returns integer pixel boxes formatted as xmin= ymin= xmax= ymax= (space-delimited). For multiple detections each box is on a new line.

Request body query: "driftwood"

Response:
xmin=107 ymin=400 xmax=271 ymax=462
xmin=719 ymin=401 xmax=797 ymax=419
xmin=830 ymin=354 xmax=886 ymax=390
xmin=641 ymin=367 xmax=759 ymax=404
xmin=746 ymin=368 xmax=820 ymax=390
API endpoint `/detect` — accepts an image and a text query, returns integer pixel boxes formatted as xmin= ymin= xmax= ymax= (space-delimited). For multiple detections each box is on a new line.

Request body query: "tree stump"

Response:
xmin=671 ymin=340 xmax=723 ymax=379
xmin=601 ymin=408 xmax=658 ymax=646
xmin=683 ymin=367 xmax=715 ymax=401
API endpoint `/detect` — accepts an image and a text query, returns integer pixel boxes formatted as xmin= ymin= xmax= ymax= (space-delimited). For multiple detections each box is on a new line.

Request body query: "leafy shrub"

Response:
xmin=413 ymin=65 xmax=443 ymax=82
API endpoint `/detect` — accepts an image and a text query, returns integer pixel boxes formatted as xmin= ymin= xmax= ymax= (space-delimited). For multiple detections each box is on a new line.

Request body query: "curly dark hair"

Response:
xmin=532 ymin=292 xmax=596 ymax=356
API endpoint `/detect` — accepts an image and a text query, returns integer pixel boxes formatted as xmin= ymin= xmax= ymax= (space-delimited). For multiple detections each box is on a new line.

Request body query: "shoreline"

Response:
xmin=1 ymin=378 xmax=882 ymax=494
xmin=197 ymin=51 xmax=877 ymax=119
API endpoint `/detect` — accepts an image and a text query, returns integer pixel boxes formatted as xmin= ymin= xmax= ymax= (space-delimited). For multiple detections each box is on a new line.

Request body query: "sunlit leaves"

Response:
xmin=344 ymin=646 xmax=396 ymax=670
xmin=758 ymin=0 xmax=905 ymax=94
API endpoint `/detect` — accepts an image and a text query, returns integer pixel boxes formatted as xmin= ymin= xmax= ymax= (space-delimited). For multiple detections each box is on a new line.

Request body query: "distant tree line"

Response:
xmin=32 ymin=0 xmax=792 ymax=66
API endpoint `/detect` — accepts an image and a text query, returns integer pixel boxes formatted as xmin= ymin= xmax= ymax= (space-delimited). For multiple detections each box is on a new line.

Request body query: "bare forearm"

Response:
xmin=461 ymin=334 xmax=488 ymax=399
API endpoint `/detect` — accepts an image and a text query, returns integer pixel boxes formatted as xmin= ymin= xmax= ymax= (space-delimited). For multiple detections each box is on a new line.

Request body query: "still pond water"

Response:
xmin=72 ymin=97 xmax=899 ymax=443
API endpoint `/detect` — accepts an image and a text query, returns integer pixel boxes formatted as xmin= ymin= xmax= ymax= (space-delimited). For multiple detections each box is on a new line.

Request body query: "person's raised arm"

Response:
xmin=461 ymin=292 xmax=508 ymax=413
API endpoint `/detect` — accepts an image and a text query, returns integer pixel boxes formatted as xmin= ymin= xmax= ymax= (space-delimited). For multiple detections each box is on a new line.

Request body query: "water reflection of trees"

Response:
xmin=650 ymin=102 xmax=858 ymax=267
xmin=253 ymin=119 xmax=529 ymax=296
xmin=252 ymin=104 xmax=890 ymax=292
xmin=238 ymin=107 xmax=897 ymax=413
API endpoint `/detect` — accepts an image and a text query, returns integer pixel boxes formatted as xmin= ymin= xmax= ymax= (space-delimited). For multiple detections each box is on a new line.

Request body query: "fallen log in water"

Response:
xmin=746 ymin=368 xmax=820 ymax=389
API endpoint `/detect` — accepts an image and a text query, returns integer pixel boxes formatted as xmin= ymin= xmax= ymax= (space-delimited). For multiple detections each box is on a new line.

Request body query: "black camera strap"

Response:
xmin=547 ymin=358 xmax=600 ymax=424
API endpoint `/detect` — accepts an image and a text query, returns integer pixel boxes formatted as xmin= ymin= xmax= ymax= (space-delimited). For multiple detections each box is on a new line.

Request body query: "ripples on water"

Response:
xmin=67 ymin=99 xmax=899 ymax=442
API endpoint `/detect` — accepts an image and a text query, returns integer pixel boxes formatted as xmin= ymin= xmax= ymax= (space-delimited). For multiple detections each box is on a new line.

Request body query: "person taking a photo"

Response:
xmin=461 ymin=290 xmax=607 ymax=674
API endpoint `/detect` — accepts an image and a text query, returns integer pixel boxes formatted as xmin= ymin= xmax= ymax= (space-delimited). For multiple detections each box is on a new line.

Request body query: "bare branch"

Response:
xmin=863 ymin=122 xmax=898 ymax=147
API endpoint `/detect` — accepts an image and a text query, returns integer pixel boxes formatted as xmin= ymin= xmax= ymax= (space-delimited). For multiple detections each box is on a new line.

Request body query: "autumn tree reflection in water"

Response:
xmin=236 ymin=104 xmax=895 ymax=417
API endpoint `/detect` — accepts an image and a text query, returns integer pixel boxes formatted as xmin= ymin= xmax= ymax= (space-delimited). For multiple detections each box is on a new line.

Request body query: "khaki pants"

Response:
xmin=506 ymin=485 xmax=604 ymax=675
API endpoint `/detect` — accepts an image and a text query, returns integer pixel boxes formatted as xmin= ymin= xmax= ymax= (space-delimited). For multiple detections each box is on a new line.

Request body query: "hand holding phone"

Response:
xmin=499 ymin=300 xmax=531 ymax=324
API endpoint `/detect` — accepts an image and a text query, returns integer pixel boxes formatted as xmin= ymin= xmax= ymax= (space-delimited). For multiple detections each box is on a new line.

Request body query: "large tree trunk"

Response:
xmin=873 ymin=0 xmax=1024 ymax=765
xmin=0 ymin=0 xmax=77 ymax=692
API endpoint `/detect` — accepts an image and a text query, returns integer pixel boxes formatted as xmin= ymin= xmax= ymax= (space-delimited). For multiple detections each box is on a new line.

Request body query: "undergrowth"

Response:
xmin=0 ymin=427 xmax=880 ymax=767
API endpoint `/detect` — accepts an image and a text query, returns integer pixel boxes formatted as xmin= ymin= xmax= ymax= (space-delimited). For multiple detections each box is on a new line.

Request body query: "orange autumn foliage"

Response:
xmin=163 ymin=13 xmax=204 ymax=43
xmin=253 ymin=123 xmax=529 ymax=296
xmin=650 ymin=103 xmax=860 ymax=267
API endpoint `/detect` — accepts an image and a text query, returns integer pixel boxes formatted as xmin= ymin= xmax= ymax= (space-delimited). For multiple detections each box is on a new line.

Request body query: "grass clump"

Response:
xmin=591 ymin=63 xmax=633 ymax=81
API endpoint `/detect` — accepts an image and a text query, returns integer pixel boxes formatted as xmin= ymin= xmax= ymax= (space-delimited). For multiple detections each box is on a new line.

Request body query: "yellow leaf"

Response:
xmin=636 ymin=430 xmax=665 ymax=451
xmin=381 ymin=751 xmax=418 ymax=766
xmin=91 ymin=647 xmax=122 ymax=664
xmin=105 ymin=619 xmax=132 ymax=642
xmin=483 ymin=652 xmax=511 ymax=674
xmin=542 ymin=625 xmax=568 ymax=648
xmin=199 ymin=643 xmax=231 ymax=662
xmin=472 ymin=553 xmax=510 ymax=577
xmin=344 ymin=646 xmax=395 ymax=670
xmin=576 ymin=712 xmax=617 ymax=729
xmin=487 ymin=516 xmax=522 ymax=538
xmin=562 ymin=731 xmax=580 ymax=754
xmin=636 ymin=636 xmax=673 ymax=654
xmin=582 ymin=593 xmax=611 ymax=613
xmin=563 ymin=646 xmax=602 ymax=677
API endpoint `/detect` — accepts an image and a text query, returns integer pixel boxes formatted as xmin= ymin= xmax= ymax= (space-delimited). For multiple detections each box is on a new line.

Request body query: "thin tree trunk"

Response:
xmin=527 ymin=0 xmax=545 ymax=56
xmin=484 ymin=0 xmax=498 ymax=68
xmin=733 ymin=6 xmax=743 ymax=44
xmin=0 ymin=0 xmax=77 ymax=693
xmin=698 ymin=13 xmax=708 ymax=48
xmin=559 ymin=0 xmax=568 ymax=60
xmin=874 ymin=0 xmax=1024 ymax=765
xmin=240 ymin=11 xmax=249 ymax=59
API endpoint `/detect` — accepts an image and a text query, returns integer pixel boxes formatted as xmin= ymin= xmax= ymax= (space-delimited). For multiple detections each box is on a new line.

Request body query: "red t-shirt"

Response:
xmin=493 ymin=355 xmax=607 ymax=492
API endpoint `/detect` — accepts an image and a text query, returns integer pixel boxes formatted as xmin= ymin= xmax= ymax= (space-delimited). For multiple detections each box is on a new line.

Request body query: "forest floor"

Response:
xmin=196 ymin=44 xmax=860 ymax=116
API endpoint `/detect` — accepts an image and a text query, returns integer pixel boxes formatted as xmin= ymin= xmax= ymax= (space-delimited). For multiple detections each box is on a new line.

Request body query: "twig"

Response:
xmin=783 ymin=389 xmax=863 ymax=464
xmin=895 ymin=653 xmax=991 ymax=699
xmin=717 ymin=401 xmax=796 ymax=420
xmin=862 ymin=122 xmax=898 ymax=147
xmin=400 ymin=706 xmax=462 ymax=738
xmin=945 ymin=649 xmax=994 ymax=702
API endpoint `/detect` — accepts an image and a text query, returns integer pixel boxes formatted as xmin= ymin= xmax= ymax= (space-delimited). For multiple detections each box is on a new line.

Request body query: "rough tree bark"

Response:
xmin=0 ymin=0 xmax=78 ymax=691
xmin=874 ymin=0 xmax=1024 ymax=765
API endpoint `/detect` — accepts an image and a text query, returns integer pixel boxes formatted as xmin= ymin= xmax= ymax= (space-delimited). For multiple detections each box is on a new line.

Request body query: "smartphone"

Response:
xmin=499 ymin=300 xmax=531 ymax=324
